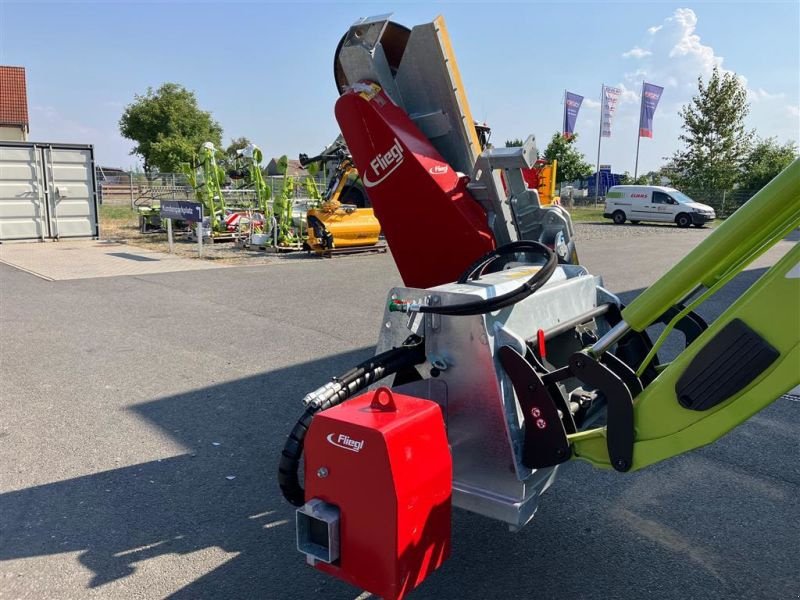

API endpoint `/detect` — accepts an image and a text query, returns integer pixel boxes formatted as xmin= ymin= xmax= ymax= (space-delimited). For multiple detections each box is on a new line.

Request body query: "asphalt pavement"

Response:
xmin=0 ymin=224 xmax=797 ymax=600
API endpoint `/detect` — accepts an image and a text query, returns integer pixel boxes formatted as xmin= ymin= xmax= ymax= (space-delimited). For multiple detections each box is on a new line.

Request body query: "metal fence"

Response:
xmin=679 ymin=189 xmax=759 ymax=218
xmin=97 ymin=171 xmax=330 ymax=209
xmin=564 ymin=187 xmax=761 ymax=218
xmin=100 ymin=169 xmax=762 ymax=220
xmin=97 ymin=172 xmax=191 ymax=207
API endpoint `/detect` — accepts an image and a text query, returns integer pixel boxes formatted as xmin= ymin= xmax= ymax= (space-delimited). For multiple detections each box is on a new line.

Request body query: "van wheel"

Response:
xmin=613 ymin=211 xmax=626 ymax=225
xmin=630 ymin=220 xmax=640 ymax=225
xmin=676 ymin=213 xmax=691 ymax=228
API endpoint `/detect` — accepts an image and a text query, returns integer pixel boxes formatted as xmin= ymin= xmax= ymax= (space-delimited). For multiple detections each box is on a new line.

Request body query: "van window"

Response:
xmin=670 ymin=190 xmax=697 ymax=205
xmin=652 ymin=191 xmax=673 ymax=205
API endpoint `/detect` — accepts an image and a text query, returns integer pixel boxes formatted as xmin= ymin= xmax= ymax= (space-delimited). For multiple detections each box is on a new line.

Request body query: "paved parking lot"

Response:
xmin=0 ymin=226 xmax=797 ymax=599
xmin=0 ymin=240 xmax=228 ymax=281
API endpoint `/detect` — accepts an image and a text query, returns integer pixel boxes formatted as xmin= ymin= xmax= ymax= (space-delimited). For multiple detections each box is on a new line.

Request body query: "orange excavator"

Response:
xmin=299 ymin=139 xmax=383 ymax=256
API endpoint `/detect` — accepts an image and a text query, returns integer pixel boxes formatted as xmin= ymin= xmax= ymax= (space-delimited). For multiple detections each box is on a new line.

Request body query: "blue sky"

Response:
xmin=1 ymin=1 xmax=798 ymax=175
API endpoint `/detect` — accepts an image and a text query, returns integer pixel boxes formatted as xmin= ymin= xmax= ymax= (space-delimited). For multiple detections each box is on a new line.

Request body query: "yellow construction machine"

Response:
xmin=300 ymin=139 xmax=382 ymax=256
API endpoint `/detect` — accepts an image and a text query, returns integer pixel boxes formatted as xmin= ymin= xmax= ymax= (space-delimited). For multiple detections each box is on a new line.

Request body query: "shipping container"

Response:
xmin=0 ymin=142 xmax=99 ymax=241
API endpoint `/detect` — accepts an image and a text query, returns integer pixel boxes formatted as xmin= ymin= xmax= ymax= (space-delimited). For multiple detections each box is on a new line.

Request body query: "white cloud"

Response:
xmin=666 ymin=8 xmax=722 ymax=75
xmin=749 ymin=88 xmax=786 ymax=102
xmin=787 ymin=105 xmax=800 ymax=118
xmin=615 ymin=83 xmax=640 ymax=104
xmin=624 ymin=68 xmax=649 ymax=83
xmin=622 ymin=46 xmax=652 ymax=59
xmin=627 ymin=7 xmax=780 ymax=102
xmin=583 ymin=98 xmax=601 ymax=109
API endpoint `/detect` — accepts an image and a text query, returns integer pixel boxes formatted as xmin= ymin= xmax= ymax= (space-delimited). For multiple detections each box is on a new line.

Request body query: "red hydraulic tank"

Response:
xmin=303 ymin=387 xmax=452 ymax=600
xmin=335 ymin=81 xmax=496 ymax=289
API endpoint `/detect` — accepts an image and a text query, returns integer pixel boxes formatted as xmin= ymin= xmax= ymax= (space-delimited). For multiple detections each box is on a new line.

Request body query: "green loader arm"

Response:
xmin=570 ymin=159 xmax=800 ymax=471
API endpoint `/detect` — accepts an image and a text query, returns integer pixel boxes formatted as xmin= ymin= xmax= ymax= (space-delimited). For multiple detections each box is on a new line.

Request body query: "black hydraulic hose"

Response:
xmin=298 ymin=152 xmax=322 ymax=167
xmin=278 ymin=336 xmax=426 ymax=507
xmin=299 ymin=145 xmax=347 ymax=167
xmin=279 ymin=243 xmax=555 ymax=505
xmin=414 ymin=241 xmax=557 ymax=317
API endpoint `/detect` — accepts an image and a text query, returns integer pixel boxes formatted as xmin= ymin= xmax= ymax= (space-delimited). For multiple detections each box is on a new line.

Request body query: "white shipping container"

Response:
xmin=0 ymin=142 xmax=99 ymax=241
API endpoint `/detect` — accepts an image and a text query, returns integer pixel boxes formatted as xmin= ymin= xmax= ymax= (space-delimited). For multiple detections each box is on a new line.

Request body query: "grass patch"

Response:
xmin=99 ymin=204 xmax=139 ymax=239
xmin=567 ymin=206 xmax=606 ymax=223
xmin=100 ymin=204 xmax=137 ymax=222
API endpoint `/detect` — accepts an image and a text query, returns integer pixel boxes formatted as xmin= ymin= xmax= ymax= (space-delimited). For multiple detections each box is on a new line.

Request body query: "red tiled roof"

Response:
xmin=0 ymin=66 xmax=29 ymax=130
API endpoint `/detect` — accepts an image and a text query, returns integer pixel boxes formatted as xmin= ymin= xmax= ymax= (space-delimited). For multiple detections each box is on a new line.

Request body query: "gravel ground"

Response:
xmin=574 ymin=221 xmax=712 ymax=240
xmin=103 ymin=220 xmax=708 ymax=265
xmin=101 ymin=224 xmax=286 ymax=265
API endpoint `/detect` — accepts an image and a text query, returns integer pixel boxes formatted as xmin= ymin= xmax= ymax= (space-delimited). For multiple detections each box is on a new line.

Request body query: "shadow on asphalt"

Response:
xmin=1 ymin=268 xmax=797 ymax=599
xmin=0 ymin=346 xmax=377 ymax=599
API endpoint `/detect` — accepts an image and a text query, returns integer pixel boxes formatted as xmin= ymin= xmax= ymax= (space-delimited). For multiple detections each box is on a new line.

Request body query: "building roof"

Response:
xmin=0 ymin=66 xmax=29 ymax=131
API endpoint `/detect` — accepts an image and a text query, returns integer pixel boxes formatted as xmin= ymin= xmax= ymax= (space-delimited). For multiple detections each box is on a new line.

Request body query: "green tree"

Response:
xmin=119 ymin=83 xmax=223 ymax=173
xmin=505 ymin=138 xmax=524 ymax=147
xmin=219 ymin=136 xmax=252 ymax=173
xmin=669 ymin=66 xmax=752 ymax=190
xmin=225 ymin=137 xmax=251 ymax=159
xmin=542 ymin=132 xmax=592 ymax=183
xmin=636 ymin=170 xmax=662 ymax=185
xmin=620 ymin=170 xmax=656 ymax=185
xmin=739 ymin=137 xmax=797 ymax=191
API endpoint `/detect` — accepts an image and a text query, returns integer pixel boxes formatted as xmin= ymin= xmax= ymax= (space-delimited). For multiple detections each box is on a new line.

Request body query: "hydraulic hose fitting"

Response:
xmin=302 ymin=381 xmax=344 ymax=408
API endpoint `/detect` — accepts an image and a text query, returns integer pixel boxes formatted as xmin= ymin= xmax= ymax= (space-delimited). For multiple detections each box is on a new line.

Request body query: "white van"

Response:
xmin=603 ymin=185 xmax=716 ymax=228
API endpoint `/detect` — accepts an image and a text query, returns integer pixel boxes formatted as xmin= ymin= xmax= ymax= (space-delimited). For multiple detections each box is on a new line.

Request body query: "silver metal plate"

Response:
xmin=375 ymin=265 xmax=619 ymax=527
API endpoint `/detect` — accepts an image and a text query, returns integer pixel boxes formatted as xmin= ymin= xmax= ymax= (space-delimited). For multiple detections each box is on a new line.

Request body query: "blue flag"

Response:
xmin=639 ymin=82 xmax=664 ymax=138
xmin=562 ymin=91 xmax=584 ymax=139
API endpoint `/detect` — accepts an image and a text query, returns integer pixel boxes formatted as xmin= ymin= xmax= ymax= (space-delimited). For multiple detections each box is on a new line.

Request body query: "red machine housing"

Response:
xmin=521 ymin=163 xmax=543 ymax=190
xmin=304 ymin=387 xmax=452 ymax=600
xmin=335 ymin=82 xmax=496 ymax=289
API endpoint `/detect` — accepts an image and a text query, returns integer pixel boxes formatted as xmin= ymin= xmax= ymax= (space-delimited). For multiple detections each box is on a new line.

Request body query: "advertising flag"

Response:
xmin=639 ymin=82 xmax=664 ymax=138
xmin=562 ymin=91 xmax=584 ymax=139
xmin=600 ymin=85 xmax=622 ymax=138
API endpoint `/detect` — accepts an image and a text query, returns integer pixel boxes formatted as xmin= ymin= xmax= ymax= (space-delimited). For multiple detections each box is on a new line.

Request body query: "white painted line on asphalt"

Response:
xmin=262 ymin=519 xmax=289 ymax=529
xmin=248 ymin=510 xmax=276 ymax=519
xmin=114 ymin=539 xmax=169 ymax=557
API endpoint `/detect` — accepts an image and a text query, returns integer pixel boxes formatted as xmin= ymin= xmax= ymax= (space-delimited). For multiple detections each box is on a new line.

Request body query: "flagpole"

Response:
xmin=634 ymin=80 xmax=644 ymax=181
xmin=563 ymin=89 xmax=566 ymax=135
xmin=595 ymin=84 xmax=603 ymax=205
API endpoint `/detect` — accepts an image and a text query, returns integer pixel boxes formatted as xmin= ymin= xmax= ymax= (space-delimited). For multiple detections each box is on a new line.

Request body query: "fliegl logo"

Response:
xmin=363 ymin=138 xmax=404 ymax=188
xmin=326 ymin=433 xmax=365 ymax=453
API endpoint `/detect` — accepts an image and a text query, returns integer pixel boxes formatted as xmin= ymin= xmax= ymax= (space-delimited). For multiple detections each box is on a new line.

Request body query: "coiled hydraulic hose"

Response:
xmin=391 ymin=241 xmax=557 ymax=317
xmin=279 ymin=242 xmax=556 ymax=506
xmin=278 ymin=335 xmax=426 ymax=506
